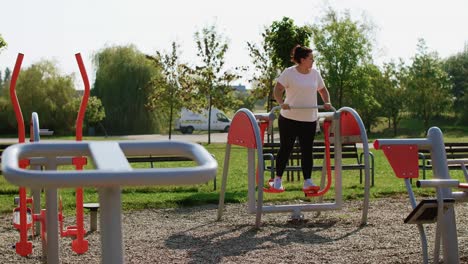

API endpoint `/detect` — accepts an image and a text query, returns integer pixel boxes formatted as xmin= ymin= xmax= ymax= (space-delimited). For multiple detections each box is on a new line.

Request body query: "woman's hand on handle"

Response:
xmin=323 ymin=102 xmax=332 ymax=110
xmin=280 ymin=103 xmax=290 ymax=110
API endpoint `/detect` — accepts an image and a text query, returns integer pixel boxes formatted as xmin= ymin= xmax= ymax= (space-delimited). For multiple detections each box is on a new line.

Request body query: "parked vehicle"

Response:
xmin=175 ymin=108 xmax=231 ymax=134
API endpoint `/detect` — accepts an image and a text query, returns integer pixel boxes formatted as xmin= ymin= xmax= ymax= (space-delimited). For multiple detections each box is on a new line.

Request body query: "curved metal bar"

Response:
xmin=74 ymin=53 xmax=90 ymax=141
xmin=10 ymin=53 xmax=25 ymax=143
xmin=337 ymin=106 xmax=371 ymax=225
xmin=30 ymin=112 xmax=40 ymax=142
xmin=2 ymin=140 xmax=218 ymax=188
xmin=8 ymin=53 xmax=33 ymax=257
xmin=73 ymin=53 xmax=91 ymax=254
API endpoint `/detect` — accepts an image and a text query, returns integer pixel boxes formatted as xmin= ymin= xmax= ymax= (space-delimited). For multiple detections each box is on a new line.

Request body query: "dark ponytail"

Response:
xmin=291 ymin=45 xmax=312 ymax=64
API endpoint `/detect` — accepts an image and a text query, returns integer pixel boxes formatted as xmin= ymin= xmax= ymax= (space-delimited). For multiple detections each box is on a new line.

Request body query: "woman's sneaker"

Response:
xmin=303 ymin=179 xmax=319 ymax=191
xmin=264 ymin=177 xmax=285 ymax=193
xmin=272 ymin=177 xmax=283 ymax=190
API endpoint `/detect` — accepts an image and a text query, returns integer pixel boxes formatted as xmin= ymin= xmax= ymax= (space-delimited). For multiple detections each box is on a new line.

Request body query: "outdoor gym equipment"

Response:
xmin=374 ymin=127 xmax=468 ymax=264
xmin=261 ymin=106 xmax=333 ymax=197
xmin=1 ymin=140 xmax=217 ymax=264
xmin=217 ymin=105 xmax=372 ymax=227
xmin=8 ymin=53 xmax=90 ymax=256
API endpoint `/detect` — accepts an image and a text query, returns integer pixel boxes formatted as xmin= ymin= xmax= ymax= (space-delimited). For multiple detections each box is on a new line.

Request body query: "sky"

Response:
xmin=0 ymin=0 xmax=467 ymax=90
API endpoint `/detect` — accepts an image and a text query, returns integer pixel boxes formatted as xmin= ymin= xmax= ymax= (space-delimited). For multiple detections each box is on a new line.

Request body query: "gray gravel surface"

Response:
xmin=1 ymin=197 xmax=468 ymax=263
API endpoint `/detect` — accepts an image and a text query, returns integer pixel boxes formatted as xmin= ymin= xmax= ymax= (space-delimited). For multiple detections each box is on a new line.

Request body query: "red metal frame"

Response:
xmin=10 ymin=53 xmax=33 ymax=256
xmin=9 ymin=53 xmax=91 ymax=257
xmin=64 ymin=53 xmax=90 ymax=254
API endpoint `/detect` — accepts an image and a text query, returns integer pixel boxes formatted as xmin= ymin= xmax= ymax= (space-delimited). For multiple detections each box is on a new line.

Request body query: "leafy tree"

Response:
xmin=146 ymin=42 xmax=199 ymax=138
xmin=375 ymin=61 xmax=407 ymax=136
xmin=194 ymin=23 xmax=241 ymax=143
xmin=92 ymin=45 xmax=163 ymax=135
xmin=311 ymin=8 xmax=374 ymax=108
xmin=247 ymin=17 xmax=310 ymax=112
xmin=444 ymin=46 xmax=468 ymax=122
xmin=346 ymin=63 xmax=381 ymax=132
xmin=0 ymin=60 xmax=78 ymax=134
xmin=247 ymin=31 xmax=280 ymax=111
xmin=406 ymin=39 xmax=452 ymax=129
xmin=68 ymin=95 xmax=106 ymax=135
xmin=264 ymin=17 xmax=312 ymax=70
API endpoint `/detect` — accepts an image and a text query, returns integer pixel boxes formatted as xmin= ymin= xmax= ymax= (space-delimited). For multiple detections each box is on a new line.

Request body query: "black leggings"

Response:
xmin=275 ymin=115 xmax=316 ymax=180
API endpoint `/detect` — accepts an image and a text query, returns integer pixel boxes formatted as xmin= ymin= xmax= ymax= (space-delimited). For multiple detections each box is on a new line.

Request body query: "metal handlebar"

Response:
xmin=254 ymin=105 xmax=337 ymax=122
xmin=1 ymin=140 xmax=218 ymax=188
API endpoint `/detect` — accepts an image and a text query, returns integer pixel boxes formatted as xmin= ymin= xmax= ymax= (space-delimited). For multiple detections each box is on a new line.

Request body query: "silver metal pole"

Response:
xmin=99 ymin=187 xmax=123 ymax=264
xmin=427 ymin=127 xmax=459 ymax=263
xmin=247 ymin=148 xmax=256 ymax=214
xmin=44 ymin=159 xmax=59 ymax=264
xmin=217 ymin=144 xmax=231 ymax=221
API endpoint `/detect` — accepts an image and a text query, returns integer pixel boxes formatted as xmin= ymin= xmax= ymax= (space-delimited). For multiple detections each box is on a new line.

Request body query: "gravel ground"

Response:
xmin=1 ymin=197 xmax=468 ymax=263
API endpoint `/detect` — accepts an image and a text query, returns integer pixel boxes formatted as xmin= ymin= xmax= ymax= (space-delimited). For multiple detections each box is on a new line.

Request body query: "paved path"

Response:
xmin=0 ymin=133 xmax=230 ymax=144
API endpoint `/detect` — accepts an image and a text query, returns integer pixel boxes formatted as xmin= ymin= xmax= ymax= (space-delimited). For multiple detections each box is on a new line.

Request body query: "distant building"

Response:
xmin=232 ymin=84 xmax=246 ymax=92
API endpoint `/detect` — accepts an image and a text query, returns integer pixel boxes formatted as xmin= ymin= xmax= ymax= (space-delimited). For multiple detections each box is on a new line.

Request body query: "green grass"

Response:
xmin=1 ymin=142 xmax=467 ymax=217
xmin=370 ymin=116 xmax=468 ymax=141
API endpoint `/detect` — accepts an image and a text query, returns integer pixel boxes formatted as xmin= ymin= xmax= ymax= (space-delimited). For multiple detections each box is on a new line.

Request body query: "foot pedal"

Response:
xmin=303 ymin=186 xmax=320 ymax=197
xmin=404 ymin=198 xmax=455 ymax=224
xmin=459 ymin=183 xmax=468 ymax=191
xmin=13 ymin=207 xmax=33 ymax=230
xmin=263 ymin=179 xmax=285 ymax=193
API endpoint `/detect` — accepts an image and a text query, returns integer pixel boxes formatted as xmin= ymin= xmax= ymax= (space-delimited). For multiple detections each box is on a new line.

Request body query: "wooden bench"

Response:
xmin=262 ymin=141 xmax=375 ymax=186
xmin=418 ymin=142 xmax=468 ymax=179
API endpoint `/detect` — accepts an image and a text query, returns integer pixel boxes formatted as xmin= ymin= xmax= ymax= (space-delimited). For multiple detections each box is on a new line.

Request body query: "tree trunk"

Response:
xmin=208 ymin=93 xmax=212 ymax=144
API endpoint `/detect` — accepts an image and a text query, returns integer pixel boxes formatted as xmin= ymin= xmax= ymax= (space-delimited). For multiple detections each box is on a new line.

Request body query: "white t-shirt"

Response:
xmin=277 ymin=66 xmax=325 ymax=122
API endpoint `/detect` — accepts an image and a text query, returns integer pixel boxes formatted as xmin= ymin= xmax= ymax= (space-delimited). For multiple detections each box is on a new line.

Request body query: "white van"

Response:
xmin=175 ymin=108 xmax=231 ymax=134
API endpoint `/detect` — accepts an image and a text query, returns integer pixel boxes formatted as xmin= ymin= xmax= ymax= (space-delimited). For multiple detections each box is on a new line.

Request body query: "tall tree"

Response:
xmin=375 ymin=61 xmax=407 ymax=136
xmin=406 ymin=39 xmax=452 ymax=129
xmin=444 ymin=46 xmax=468 ymax=122
xmin=92 ymin=45 xmax=163 ymax=135
xmin=247 ymin=30 xmax=280 ymax=111
xmin=0 ymin=60 xmax=78 ymax=134
xmin=194 ymin=23 xmax=240 ymax=143
xmin=248 ymin=17 xmax=310 ymax=112
xmin=311 ymin=8 xmax=374 ymax=108
xmin=264 ymin=17 xmax=312 ymax=70
xmin=146 ymin=42 xmax=199 ymax=138
xmin=347 ymin=63 xmax=381 ymax=132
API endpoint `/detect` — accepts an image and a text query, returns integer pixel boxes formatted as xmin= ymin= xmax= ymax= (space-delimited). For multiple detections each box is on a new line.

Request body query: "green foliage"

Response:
xmin=247 ymin=30 xmax=280 ymax=111
xmin=233 ymin=90 xmax=256 ymax=111
xmin=193 ymin=23 xmax=242 ymax=143
xmin=311 ymin=8 xmax=373 ymax=108
xmin=146 ymin=42 xmax=200 ymax=135
xmin=0 ymin=34 xmax=6 ymax=52
xmin=92 ymin=45 xmax=163 ymax=135
xmin=374 ymin=61 xmax=408 ymax=136
xmin=68 ymin=95 xmax=106 ymax=126
xmin=444 ymin=46 xmax=468 ymax=122
xmin=0 ymin=60 xmax=78 ymax=134
xmin=193 ymin=23 xmax=241 ymax=112
xmin=406 ymin=39 xmax=452 ymax=129
xmin=264 ymin=17 xmax=312 ymax=69
xmin=347 ymin=63 xmax=381 ymax=132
